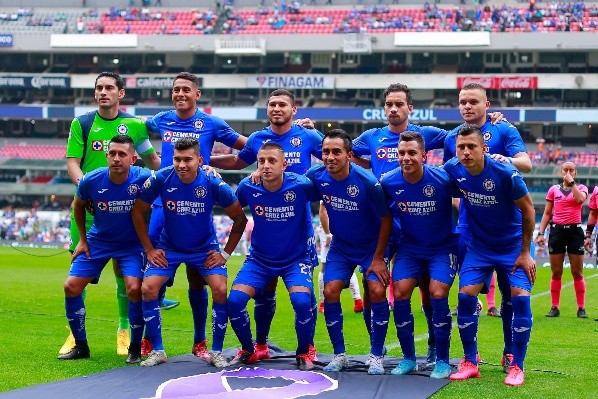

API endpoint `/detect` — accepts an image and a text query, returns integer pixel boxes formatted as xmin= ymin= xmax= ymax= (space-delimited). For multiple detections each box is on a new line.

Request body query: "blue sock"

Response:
xmin=128 ymin=300 xmax=144 ymax=346
xmin=363 ymin=305 xmax=372 ymax=344
xmin=511 ymin=295 xmax=532 ymax=370
xmin=211 ymin=301 xmax=228 ymax=352
xmin=254 ymin=290 xmax=276 ymax=345
xmin=189 ymin=288 xmax=208 ymax=343
xmin=65 ymin=295 xmax=86 ymax=341
xmin=370 ymin=300 xmax=389 ymax=357
xmin=290 ymin=292 xmax=313 ymax=355
xmin=393 ymin=299 xmax=416 ymax=360
xmin=431 ymin=297 xmax=452 ymax=363
xmin=457 ymin=293 xmax=479 ymax=364
xmin=423 ymin=304 xmax=435 ymax=347
xmin=227 ymin=290 xmax=253 ymax=352
xmin=309 ymin=289 xmax=317 ymax=346
xmin=143 ymin=298 xmax=163 ymax=351
xmin=324 ymin=301 xmax=345 ymax=354
xmin=496 ymin=272 xmax=514 ymax=355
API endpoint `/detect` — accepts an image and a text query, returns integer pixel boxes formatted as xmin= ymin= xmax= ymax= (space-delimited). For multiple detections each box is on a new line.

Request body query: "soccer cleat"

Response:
xmin=577 ymin=308 xmax=588 ymax=319
xmin=254 ymin=343 xmax=271 ymax=360
xmin=117 ymin=330 xmax=130 ymax=356
xmin=308 ymin=344 xmax=318 ymax=362
xmin=141 ymin=338 xmax=153 ymax=357
xmin=487 ymin=306 xmax=501 ymax=317
xmin=367 ymin=354 xmax=385 ymax=375
xmin=318 ymin=302 xmax=324 ymax=313
xmin=426 ymin=345 xmax=437 ymax=367
xmin=430 ymin=360 xmax=452 ymax=379
xmin=140 ymin=350 xmax=167 ymax=367
xmin=365 ymin=346 xmax=387 ymax=366
xmin=192 ymin=340 xmax=211 ymax=361
xmin=296 ymin=354 xmax=315 ymax=371
xmin=501 ymin=353 xmax=514 ymax=373
xmin=126 ymin=348 xmax=142 ymax=364
xmin=546 ymin=306 xmax=560 ymax=317
xmin=449 ymin=359 xmax=480 ymax=381
xmin=390 ymin=359 xmax=418 ymax=375
xmin=57 ymin=344 xmax=90 ymax=360
xmin=324 ymin=353 xmax=349 ymax=372
xmin=59 ymin=327 xmax=76 ymax=355
xmin=209 ymin=351 xmax=229 ymax=367
xmin=504 ymin=364 xmax=525 ymax=386
xmin=353 ymin=298 xmax=364 ymax=313
xmin=231 ymin=349 xmax=259 ymax=365
xmin=160 ymin=298 xmax=180 ymax=310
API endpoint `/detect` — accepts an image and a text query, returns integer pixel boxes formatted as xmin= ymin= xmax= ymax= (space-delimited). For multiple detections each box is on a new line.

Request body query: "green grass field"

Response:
xmin=1 ymin=246 xmax=597 ymax=398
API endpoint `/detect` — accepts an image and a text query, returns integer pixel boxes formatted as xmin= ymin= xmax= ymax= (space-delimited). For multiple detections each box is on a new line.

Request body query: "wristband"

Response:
xmin=221 ymin=251 xmax=231 ymax=260
xmin=586 ymin=225 xmax=595 ymax=238
xmin=324 ymin=233 xmax=333 ymax=238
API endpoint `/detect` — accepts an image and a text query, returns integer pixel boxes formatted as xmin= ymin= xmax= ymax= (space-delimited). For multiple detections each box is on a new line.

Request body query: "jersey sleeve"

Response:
xmin=237 ymin=133 xmax=258 ymax=165
xmin=235 ymin=179 xmax=249 ymax=208
xmin=308 ymin=129 xmax=324 ymax=160
xmin=442 ymin=129 xmax=459 ymax=163
xmin=500 ymin=123 xmax=527 ymax=156
xmin=352 ymin=130 xmax=372 ymax=157
xmin=75 ymin=173 xmax=91 ymax=201
xmin=420 ymin=125 xmax=449 ymax=151
xmin=589 ymin=187 xmax=598 ymax=210
xmin=508 ymin=168 xmax=529 ymax=201
xmin=210 ymin=176 xmax=238 ymax=209
xmin=369 ymin=180 xmax=392 ymax=218
xmin=298 ymin=175 xmax=320 ymax=202
xmin=66 ymin=118 xmax=85 ymax=158
xmin=145 ymin=114 xmax=161 ymax=135
xmin=213 ymin=116 xmax=242 ymax=147
xmin=545 ymin=185 xmax=557 ymax=201
xmin=139 ymin=170 xmax=164 ymax=204
xmin=131 ymin=119 xmax=155 ymax=156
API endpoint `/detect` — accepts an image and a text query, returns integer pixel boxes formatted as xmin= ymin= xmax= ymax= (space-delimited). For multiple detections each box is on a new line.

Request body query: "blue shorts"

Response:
xmin=69 ymin=243 xmax=144 ymax=280
xmin=459 ymin=245 xmax=533 ymax=293
xmin=148 ymin=204 xmax=164 ymax=246
xmin=143 ymin=247 xmax=227 ymax=279
xmin=324 ymin=247 xmax=388 ymax=286
xmin=233 ymin=256 xmax=314 ymax=292
xmin=392 ymin=249 xmax=458 ymax=286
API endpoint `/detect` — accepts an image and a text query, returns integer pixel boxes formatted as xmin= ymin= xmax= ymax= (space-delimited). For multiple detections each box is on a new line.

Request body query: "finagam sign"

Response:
xmin=457 ymin=76 xmax=538 ymax=90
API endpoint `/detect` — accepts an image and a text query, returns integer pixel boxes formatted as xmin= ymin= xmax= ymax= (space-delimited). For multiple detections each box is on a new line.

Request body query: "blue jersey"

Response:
xmin=146 ymin=109 xmax=240 ymax=168
xmin=306 ymin=164 xmax=391 ymax=259
xmin=381 ymin=164 xmax=459 ymax=255
xmin=353 ymin=124 xmax=448 ymax=179
xmin=76 ymin=165 xmax=150 ymax=248
xmin=236 ymin=172 xmax=320 ymax=266
xmin=444 ymin=154 xmax=529 ymax=250
xmin=139 ymin=166 xmax=238 ymax=252
xmin=238 ymin=124 xmax=323 ymax=174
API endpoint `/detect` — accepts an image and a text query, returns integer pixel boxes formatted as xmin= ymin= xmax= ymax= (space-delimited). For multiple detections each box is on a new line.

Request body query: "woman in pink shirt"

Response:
xmin=536 ymin=161 xmax=588 ymax=319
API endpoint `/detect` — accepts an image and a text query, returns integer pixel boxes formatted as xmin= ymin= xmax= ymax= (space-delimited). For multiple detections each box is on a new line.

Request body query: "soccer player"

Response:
xmin=142 ymin=71 xmax=247 ymax=359
xmin=306 ymin=129 xmax=392 ymax=375
xmin=380 ymin=132 xmax=459 ymax=379
xmin=536 ymin=161 xmax=588 ymax=318
xmin=131 ymin=137 xmax=247 ymax=367
xmin=445 ymin=125 xmax=535 ymax=386
xmin=210 ymin=89 xmax=323 ymax=361
xmin=58 ymin=135 xmax=151 ymax=363
xmin=443 ymin=82 xmax=532 ymax=370
xmin=62 ymin=71 xmax=161 ymax=356
xmin=228 ymin=143 xmax=320 ymax=370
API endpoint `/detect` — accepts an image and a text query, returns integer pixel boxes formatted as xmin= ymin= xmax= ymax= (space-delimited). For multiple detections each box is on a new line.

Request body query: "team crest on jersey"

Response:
xmin=397 ymin=201 xmax=408 ymax=212
xmin=290 ymin=137 xmax=302 ymax=147
xmin=195 ymin=186 xmax=207 ymax=198
xmin=376 ymin=148 xmax=387 ymax=159
xmin=423 ymin=185 xmax=436 ymax=197
xmin=483 ymin=179 xmax=495 ymax=191
xmin=143 ymin=179 xmax=151 ymax=189
xmin=194 ymin=120 xmax=204 ymax=130
xmin=91 ymin=140 xmax=103 ymax=151
xmin=483 ymin=131 xmax=492 ymax=142
xmin=283 ymin=190 xmax=296 ymax=202
xmin=163 ymin=131 xmax=172 ymax=142
xmin=127 ymin=184 xmax=140 ymax=196
xmin=347 ymin=185 xmax=359 ymax=197
xmin=117 ymin=124 xmax=129 ymax=135
xmin=166 ymin=200 xmax=176 ymax=211
xmin=97 ymin=201 xmax=108 ymax=211
xmin=322 ymin=194 xmax=331 ymax=204
xmin=254 ymin=204 xmax=265 ymax=216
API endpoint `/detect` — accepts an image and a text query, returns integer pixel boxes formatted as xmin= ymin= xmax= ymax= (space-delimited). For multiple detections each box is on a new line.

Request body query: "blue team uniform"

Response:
xmin=70 ymin=165 xmax=150 ymax=280
xmin=444 ymin=154 xmax=532 ymax=292
xmin=139 ymin=166 xmax=238 ymax=279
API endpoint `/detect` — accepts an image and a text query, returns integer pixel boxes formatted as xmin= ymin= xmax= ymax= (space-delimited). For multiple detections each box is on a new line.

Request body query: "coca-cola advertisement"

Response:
xmin=457 ymin=76 xmax=538 ymax=90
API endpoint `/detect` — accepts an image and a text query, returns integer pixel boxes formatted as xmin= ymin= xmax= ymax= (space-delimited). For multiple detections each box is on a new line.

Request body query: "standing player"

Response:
xmin=445 ymin=125 xmax=535 ymax=386
xmin=380 ymin=132 xmax=459 ymax=379
xmin=536 ymin=161 xmax=588 ymax=318
xmin=210 ymin=89 xmax=323 ymax=361
xmin=62 ymin=71 xmax=161 ymax=356
xmin=443 ymin=82 xmax=532 ymax=369
xmin=58 ymin=135 xmax=150 ymax=363
xmin=131 ymin=137 xmax=247 ymax=367
xmin=228 ymin=143 xmax=320 ymax=370
xmin=143 ymin=71 xmax=247 ymax=360
xmin=306 ymin=129 xmax=392 ymax=375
